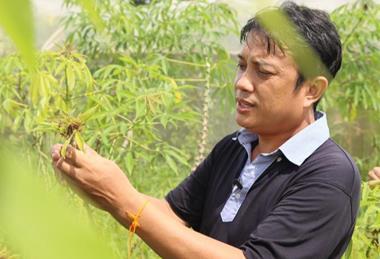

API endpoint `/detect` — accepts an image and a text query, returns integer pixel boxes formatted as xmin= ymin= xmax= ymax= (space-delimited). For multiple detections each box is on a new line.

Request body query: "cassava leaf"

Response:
xmin=60 ymin=132 xmax=74 ymax=159
xmin=74 ymin=131 xmax=85 ymax=151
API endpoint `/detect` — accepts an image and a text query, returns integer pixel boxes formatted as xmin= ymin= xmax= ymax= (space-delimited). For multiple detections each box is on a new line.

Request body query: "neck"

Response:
xmin=251 ymin=110 xmax=316 ymax=160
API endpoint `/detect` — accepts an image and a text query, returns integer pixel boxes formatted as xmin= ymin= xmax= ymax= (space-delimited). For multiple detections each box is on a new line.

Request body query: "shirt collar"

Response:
xmin=233 ymin=111 xmax=330 ymax=166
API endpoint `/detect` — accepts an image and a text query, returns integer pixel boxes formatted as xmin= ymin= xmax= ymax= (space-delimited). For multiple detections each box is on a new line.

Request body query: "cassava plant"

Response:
xmin=56 ymin=113 xmax=85 ymax=158
xmin=1 ymin=1 xmax=239 ymax=257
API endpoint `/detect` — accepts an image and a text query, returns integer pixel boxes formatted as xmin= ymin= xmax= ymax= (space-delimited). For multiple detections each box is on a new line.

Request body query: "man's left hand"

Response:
xmin=51 ymin=144 xmax=137 ymax=220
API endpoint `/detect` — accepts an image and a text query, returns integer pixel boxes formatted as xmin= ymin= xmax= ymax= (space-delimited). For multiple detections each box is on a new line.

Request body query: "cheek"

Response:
xmin=260 ymin=89 xmax=292 ymax=113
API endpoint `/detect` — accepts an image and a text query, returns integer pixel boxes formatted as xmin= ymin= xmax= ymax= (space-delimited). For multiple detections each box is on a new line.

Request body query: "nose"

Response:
xmin=234 ymin=72 xmax=254 ymax=93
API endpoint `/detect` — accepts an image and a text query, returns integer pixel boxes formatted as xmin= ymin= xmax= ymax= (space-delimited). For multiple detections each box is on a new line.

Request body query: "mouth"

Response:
xmin=236 ymin=98 xmax=255 ymax=112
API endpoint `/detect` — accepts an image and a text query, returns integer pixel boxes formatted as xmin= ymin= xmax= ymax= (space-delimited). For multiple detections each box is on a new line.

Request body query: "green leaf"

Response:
xmin=2 ymin=99 xmax=24 ymax=113
xmin=60 ymin=132 xmax=74 ymax=159
xmin=30 ymin=72 xmax=42 ymax=106
xmin=66 ymin=65 xmax=75 ymax=90
xmin=100 ymin=132 xmax=109 ymax=146
xmin=0 ymin=0 xmax=36 ymax=69
xmin=78 ymin=105 xmax=99 ymax=122
xmin=76 ymin=0 xmax=105 ymax=31
xmin=165 ymin=149 xmax=189 ymax=167
xmin=135 ymin=99 xmax=146 ymax=118
xmin=160 ymin=115 xmax=168 ymax=128
xmin=39 ymin=72 xmax=51 ymax=106
xmin=256 ymin=8 xmax=330 ymax=80
xmin=164 ymin=155 xmax=178 ymax=175
xmin=74 ymin=131 xmax=85 ymax=151
xmin=23 ymin=109 xmax=32 ymax=133
xmin=126 ymin=152 xmax=134 ymax=175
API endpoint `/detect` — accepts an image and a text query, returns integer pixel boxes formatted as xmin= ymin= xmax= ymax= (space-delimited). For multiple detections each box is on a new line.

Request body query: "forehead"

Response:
xmin=240 ymin=32 xmax=296 ymax=67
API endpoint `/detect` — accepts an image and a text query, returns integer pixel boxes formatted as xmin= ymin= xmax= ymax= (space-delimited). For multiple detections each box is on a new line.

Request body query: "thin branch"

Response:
xmin=165 ymin=57 xmax=208 ymax=67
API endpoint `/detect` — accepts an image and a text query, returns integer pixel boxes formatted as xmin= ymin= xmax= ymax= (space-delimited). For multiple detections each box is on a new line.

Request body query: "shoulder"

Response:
xmin=299 ymin=138 xmax=361 ymax=197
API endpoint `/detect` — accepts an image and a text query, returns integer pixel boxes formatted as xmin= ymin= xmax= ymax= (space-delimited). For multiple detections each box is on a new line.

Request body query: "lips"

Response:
xmin=238 ymin=99 xmax=254 ymax=107
xmin=236 ymin=98 xmax=255 ymax=113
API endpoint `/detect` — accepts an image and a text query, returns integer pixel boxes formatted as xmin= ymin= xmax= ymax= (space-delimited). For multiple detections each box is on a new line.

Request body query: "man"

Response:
xmin=51 ymin=2 xmax=360 ymax=258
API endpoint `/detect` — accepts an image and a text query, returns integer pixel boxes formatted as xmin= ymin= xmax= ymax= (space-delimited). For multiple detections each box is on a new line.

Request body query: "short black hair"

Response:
xmin=240 ymin=1 xmax=342 ymax=109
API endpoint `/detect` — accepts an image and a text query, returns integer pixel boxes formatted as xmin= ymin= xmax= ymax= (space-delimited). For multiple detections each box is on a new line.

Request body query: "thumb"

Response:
xmin=368 ymin=179 xmax=380 ymax=189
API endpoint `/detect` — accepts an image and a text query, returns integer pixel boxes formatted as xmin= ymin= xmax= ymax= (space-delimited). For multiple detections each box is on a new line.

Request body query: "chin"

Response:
xmin=235 ymin=113 xmax=256 ymax=129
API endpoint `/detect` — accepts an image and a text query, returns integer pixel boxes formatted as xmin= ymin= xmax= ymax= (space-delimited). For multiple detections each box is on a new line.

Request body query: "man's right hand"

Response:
xmin=368 ymin=167 xmax=380 ymax=188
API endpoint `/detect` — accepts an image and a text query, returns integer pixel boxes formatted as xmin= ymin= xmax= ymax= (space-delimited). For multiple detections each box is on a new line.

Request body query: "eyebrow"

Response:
xmin=237 ymin=54 xmax=278 ymax=69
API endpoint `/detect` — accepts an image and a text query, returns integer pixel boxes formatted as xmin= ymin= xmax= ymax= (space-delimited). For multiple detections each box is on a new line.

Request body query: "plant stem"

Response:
xmin=165 ymin=57 xmax=208 ymax=67
xmin=64 ymin=64 xmax=70 ymax=109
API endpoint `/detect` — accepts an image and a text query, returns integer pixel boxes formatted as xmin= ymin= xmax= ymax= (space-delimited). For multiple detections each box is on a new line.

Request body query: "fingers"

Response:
xmin=368 ymin=179 xmax=380 ymax=188
xmin=51 ymin=144 xmax=62 ymax=162
xmin=52 ymin=143 xmax=86 ymax=168
xmin=51 ymin=145 xmax=81 ymax=172
xmin=368 ymin=167 xmax=380 ymax=181
xmin=51 ymin=143 xmax=99 ymax=169
xmin=51 ymin=143 xmax=100 ymax=181
xmin=51 ymin=144 xmax=79 ymax=184
xmin=368 ymin=167 xmax=380 ymax=189
xmin=64 ymin=144 xmax=99 ymax=168
xmin=373 ymin=167 xmax=380 ymax=178
xmin=65 ymin=145 xmax=84 ymax=167
xmin=53 ymin=157 xmax=81 ymax=181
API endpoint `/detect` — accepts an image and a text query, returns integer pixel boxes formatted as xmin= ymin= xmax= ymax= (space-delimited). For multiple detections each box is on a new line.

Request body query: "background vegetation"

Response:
xmin=0 ymin=0 xmax=379 ymax=258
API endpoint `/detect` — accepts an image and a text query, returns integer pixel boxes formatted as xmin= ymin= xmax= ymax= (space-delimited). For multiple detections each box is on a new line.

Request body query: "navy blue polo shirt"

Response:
xmin=166 ymin=115 xmax=361 ymax=258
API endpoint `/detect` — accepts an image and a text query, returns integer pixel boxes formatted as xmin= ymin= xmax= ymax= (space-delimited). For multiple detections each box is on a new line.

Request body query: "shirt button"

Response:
xmin=276 ymin=157 xmax=282 ymax=162
xmin=235 ymin=193 xmax=241 ymax=199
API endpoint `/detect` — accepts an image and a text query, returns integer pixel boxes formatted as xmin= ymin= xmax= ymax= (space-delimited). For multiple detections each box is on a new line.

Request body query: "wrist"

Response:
xmin=111 ymin=188 xmax=145 ymax=227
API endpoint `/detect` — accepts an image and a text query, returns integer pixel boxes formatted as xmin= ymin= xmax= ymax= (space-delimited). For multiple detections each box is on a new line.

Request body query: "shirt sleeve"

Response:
xmin=165 ymin=146 xmax=215 ymax=230
xmin=241 ymin=182 xmax=354 ymax=259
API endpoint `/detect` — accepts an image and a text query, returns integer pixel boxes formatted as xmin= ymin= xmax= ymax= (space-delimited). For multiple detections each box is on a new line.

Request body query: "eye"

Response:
xmin=236 ymin=63 xmax=246 ymax=70
xmin=258 ymin=70 xmax=272 ymax=75
xmin=257 ymin=69 xmax=274 ymax=77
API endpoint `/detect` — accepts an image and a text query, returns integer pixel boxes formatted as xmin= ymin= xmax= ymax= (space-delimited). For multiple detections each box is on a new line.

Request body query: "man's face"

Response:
xmin=234 ymin=32 xmax=310 ymax=135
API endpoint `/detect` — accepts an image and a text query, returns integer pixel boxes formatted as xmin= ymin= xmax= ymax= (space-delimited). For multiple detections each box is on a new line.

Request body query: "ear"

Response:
xmin=303 ymin=76 xmax=328 ymax=108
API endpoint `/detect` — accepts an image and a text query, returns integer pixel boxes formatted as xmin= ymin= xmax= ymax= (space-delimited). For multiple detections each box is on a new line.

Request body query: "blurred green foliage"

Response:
xmin=328 ymin=0 xmax=380 ymax=119
xmin=0 ymin=0 xmax=379 ymax=258
xmin=327 ymin=2 xmax=380 ymax=257
xmin=0 ymin=143 xmax=118 ymax=259
xmin=343 ymin=184 xmax=380 ymax=258
xmin=0 ymin=0 xmax=35 ymax=69
xmin=324 ymin=0 xmax=380 ymax=177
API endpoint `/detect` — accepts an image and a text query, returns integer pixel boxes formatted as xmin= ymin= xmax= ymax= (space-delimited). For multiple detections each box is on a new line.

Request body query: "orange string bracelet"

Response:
xmin=127 ymin=200 xmax=150 ymax=259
